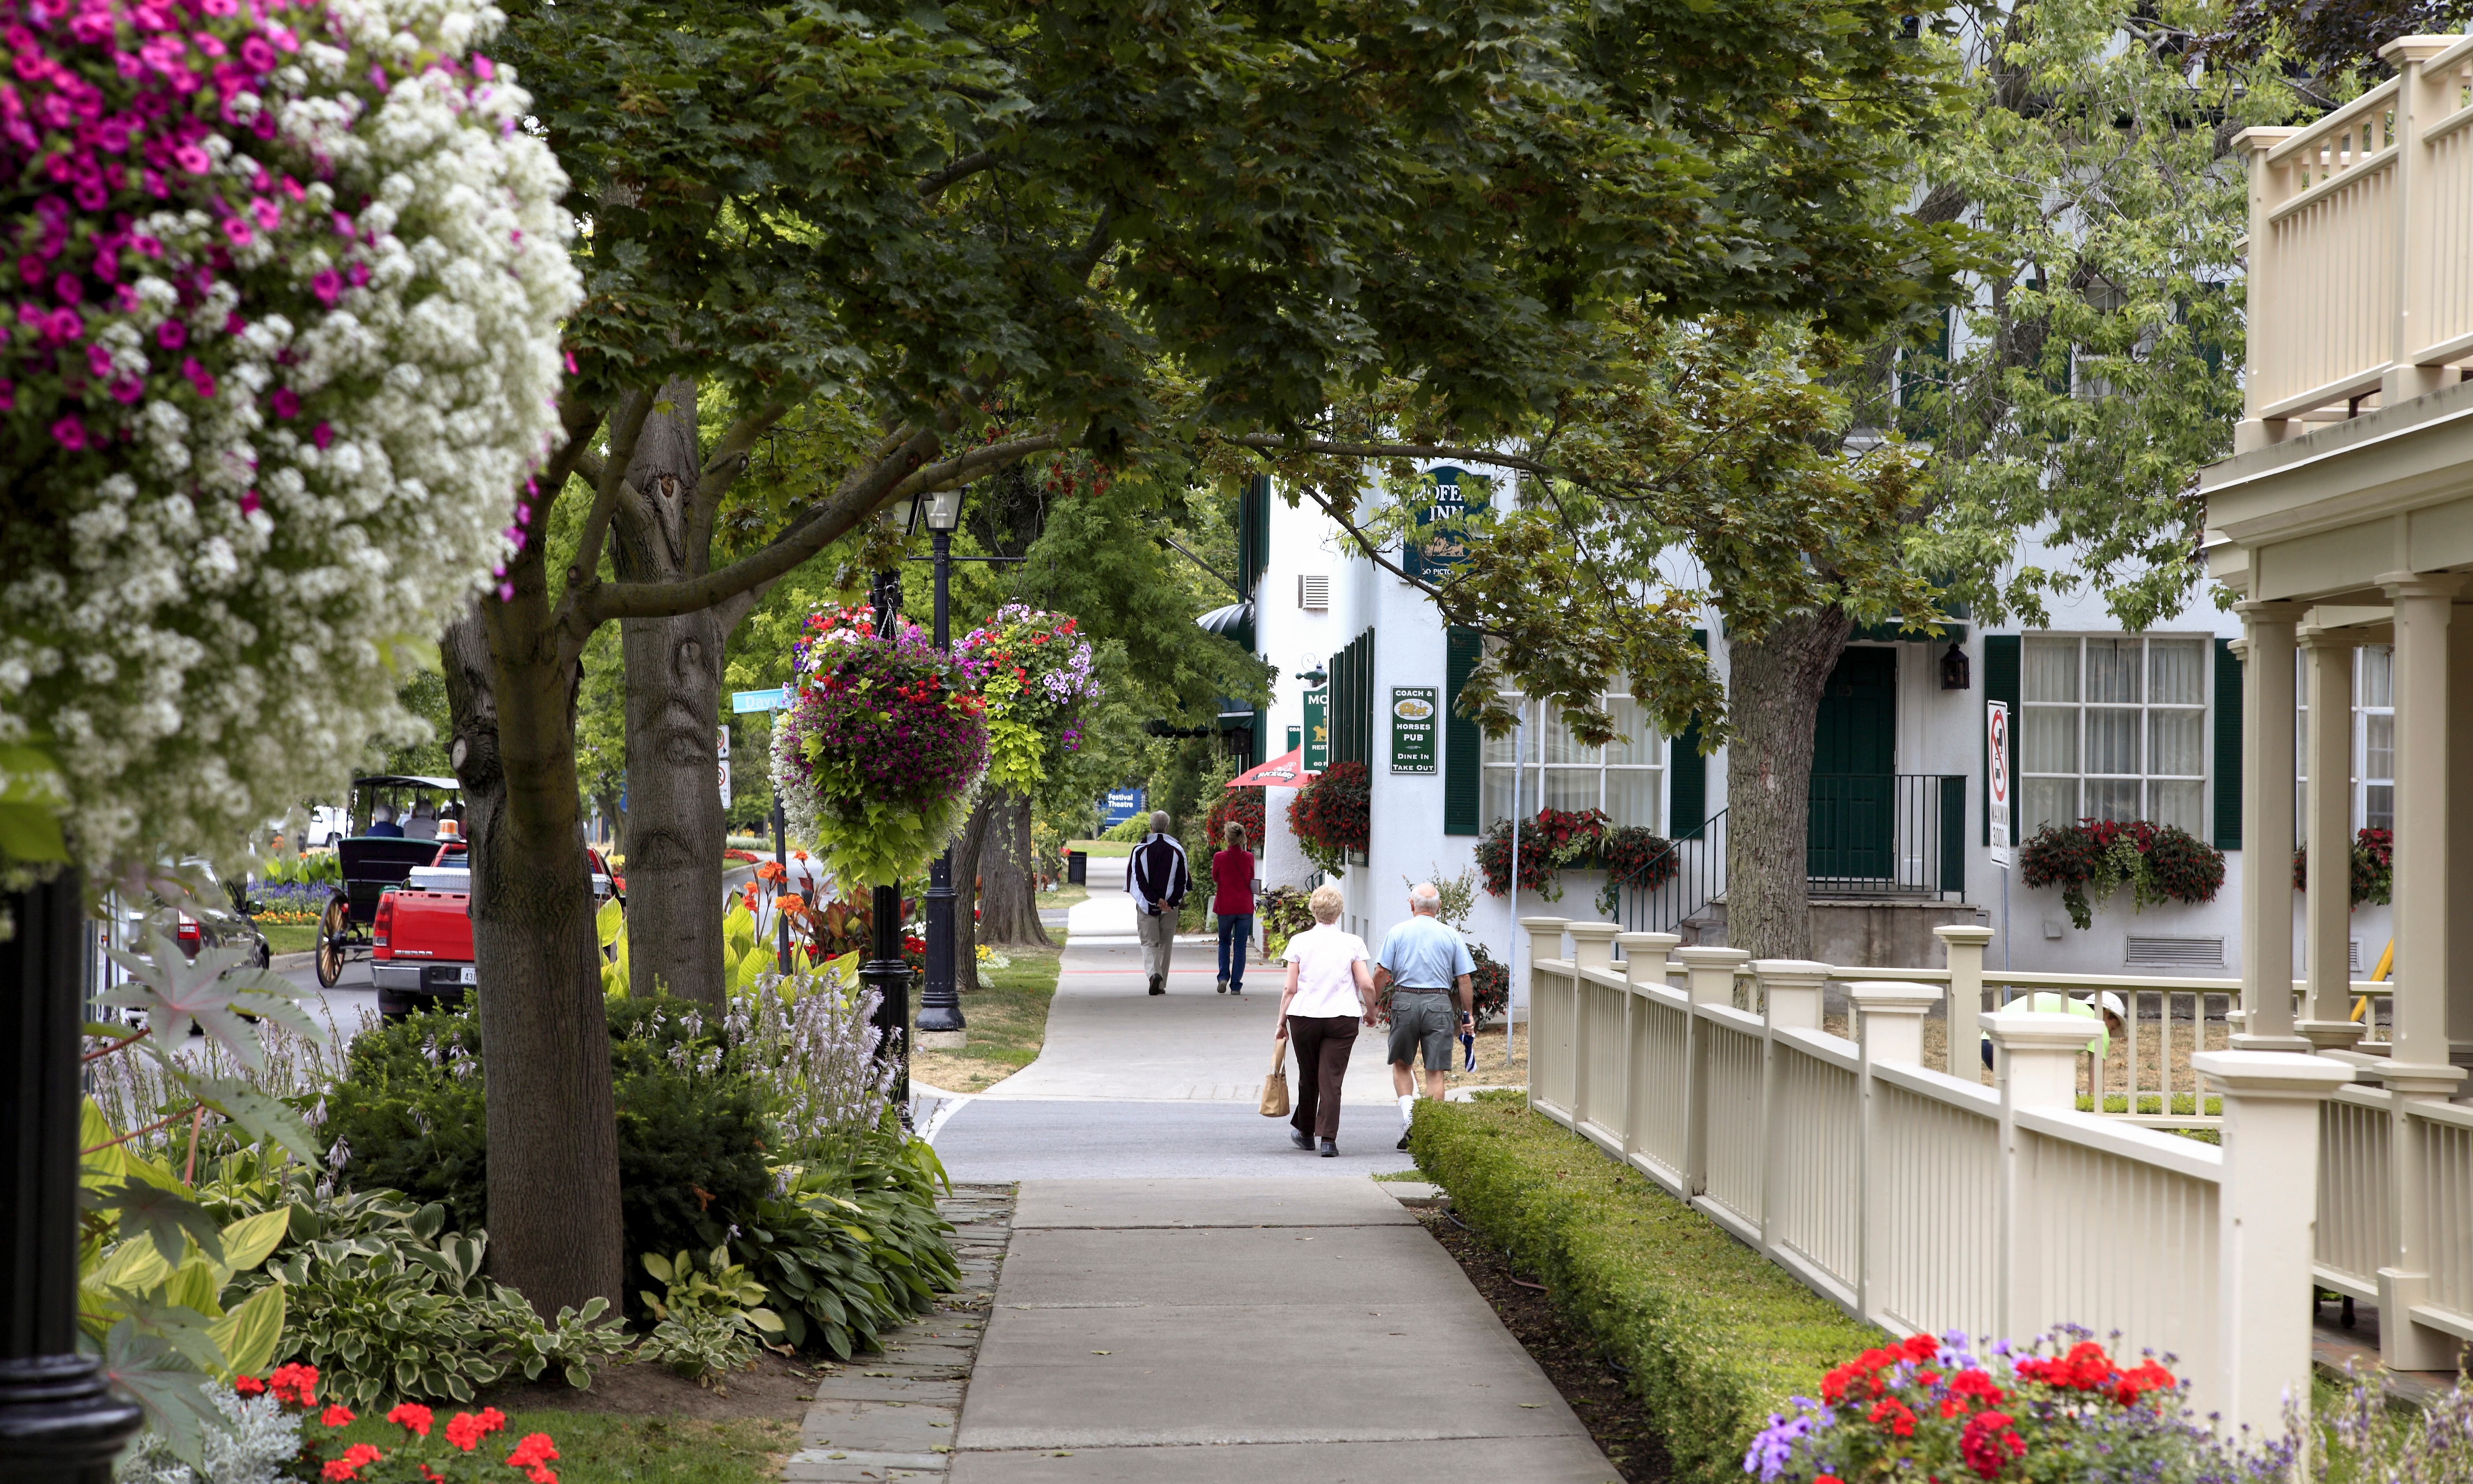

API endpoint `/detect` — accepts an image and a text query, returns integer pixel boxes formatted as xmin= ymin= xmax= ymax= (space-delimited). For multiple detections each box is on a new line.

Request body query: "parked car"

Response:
xmin=371 ymin=840 xmax=621 ymax=1016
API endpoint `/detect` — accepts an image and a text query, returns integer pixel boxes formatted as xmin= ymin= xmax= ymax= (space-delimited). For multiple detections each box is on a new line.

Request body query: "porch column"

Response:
xmin=2298 ymin=625 xmax=2369 ymax=1053
xmin=2235 ymin=601 xmax=2311 ymax=1051
xmin=2374 ymin=572 xmax=2469 ymax=1371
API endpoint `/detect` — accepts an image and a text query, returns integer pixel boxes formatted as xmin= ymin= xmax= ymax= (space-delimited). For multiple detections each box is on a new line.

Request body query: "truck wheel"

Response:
xmin=315 ymin=893 xmax=349 ymax=988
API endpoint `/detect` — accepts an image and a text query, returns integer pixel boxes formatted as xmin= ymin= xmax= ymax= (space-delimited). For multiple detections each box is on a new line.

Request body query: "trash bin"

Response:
xmin=1067 ymin=850 xmax=1087 ymax=886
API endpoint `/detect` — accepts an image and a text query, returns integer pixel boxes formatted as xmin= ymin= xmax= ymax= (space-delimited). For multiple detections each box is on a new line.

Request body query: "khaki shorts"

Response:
xmin=1388 ymin=990 xmax=1458 ymax=1071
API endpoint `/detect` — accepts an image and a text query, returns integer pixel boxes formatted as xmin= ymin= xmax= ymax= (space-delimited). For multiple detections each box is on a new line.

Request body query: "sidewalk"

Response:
xmin=950 ymin=1178 xmax=1616 ymax=1482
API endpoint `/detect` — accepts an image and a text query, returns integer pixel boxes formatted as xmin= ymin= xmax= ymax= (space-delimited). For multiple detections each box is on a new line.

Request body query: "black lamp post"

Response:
xmin=912 ymin=488 xmax=968 ymax=1041
xmin=0 ymin=869 xmax=146 ymax=1483
xmin=865 ymin=551 xmax=912 ymax=1114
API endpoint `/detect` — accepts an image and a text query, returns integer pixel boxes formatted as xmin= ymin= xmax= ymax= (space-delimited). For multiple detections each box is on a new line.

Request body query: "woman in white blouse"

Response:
xmin=1274 ymin=885 xmax=1377 ymax=1157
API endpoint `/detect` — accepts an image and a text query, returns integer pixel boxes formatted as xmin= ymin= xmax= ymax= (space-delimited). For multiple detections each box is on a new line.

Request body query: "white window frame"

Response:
xmin=2017 ymin=634 xmax=2211 ymax=836
xmin=2295 ymin=643 xmax=2396 ymax=844
xmin=1482 ymin=692 xmax=1664 ymax=832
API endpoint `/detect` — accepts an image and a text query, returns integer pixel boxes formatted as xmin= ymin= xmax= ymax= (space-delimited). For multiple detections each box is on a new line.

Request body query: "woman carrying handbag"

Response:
xmin=1268 ymin=884 xmax=1376 ymax=1156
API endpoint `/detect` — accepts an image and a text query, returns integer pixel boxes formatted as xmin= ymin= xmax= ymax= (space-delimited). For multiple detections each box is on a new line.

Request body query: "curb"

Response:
xmin=272 ymin=949 xmax=317 ymax=973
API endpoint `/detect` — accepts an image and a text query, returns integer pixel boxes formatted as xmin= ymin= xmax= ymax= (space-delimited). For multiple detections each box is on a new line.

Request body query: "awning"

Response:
xmin=1195 ymin=600 xmax=1253 ymax=636
xmin=1228 ymin=747 xmax=1312 ymax=789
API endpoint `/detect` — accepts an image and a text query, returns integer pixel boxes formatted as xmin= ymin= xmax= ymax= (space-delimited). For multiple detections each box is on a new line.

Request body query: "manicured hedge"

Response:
xmin=1409 ymin=1093 xmax=1880 ymax=1484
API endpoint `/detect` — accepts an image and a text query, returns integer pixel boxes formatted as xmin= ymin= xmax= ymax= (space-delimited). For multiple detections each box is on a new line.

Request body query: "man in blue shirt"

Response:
xmin=1374 ymin=882 xmax=1475 ymax=1150
xmin=364 ymin=803 xmax=405 ymax=838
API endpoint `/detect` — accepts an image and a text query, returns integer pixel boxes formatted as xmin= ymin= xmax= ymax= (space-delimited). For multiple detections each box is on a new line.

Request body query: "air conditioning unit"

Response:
xmin=1298 ymin=574 xmax=1330 ymax=610
xmin=2124 ymin=935 xmax=2225 ymax=967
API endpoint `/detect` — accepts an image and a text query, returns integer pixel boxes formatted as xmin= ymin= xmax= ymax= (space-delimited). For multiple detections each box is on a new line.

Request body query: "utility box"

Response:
xmin=1067 ymin=850 xmax=1087 ymax=886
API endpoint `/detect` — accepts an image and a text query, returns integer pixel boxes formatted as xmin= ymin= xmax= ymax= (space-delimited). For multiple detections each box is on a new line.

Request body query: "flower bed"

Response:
xmin=2017 ymin=819 xmax=2225 ymax=930
xmin=773 ymin=606 xmax=989 ymax=886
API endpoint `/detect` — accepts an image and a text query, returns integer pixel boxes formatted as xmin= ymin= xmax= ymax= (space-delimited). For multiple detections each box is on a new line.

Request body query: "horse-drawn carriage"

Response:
xmin=312 ymin=774 xmax=461 ymax=989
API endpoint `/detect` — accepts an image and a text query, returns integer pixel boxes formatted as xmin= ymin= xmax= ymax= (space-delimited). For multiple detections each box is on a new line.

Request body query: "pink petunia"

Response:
xmin=220 ymin=217 xmax=252 ymax=247
xmin=345 ymin=262 xmax=368 ymax=288
xmin=50 ymin=415 xmax=85 ymax=450
xmin=172 ymin=143 xmax=208 ymax=173
xmin=331 ymin=210 xmax=353 ymax=237
xmin=0 ymin=379 xmax=15 ymax=410
xmin=156 ymin=319 xmax=185 ymax=348
xmin=51 ymin=271 xmax=80 ymax=303
xmin=239 ymin=488 xmax=262 ymax=515
xmin=85 ymin=342 xmax=111 ymax=377
xmin=110 ymin=375 xmax=143 ymax=403
xmin=309 ymin=267 xmax=341 ymax=305
xmin=310 ymin=421 xmax=332 ymax=450
xmin=46 ymin=307 xmax=81 ymax=342
xmin=269 ymin=386 xmax=298 ymax=418
xmin=250 ymin=196 xmax=279 ymax=229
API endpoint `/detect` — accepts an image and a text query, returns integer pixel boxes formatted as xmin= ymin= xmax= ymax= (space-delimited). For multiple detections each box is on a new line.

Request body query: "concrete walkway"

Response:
xmin=951 ymin=1179 xmax=1614 ymax=1483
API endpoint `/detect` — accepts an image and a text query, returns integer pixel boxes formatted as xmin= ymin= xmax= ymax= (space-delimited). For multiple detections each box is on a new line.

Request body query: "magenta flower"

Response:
xmin=309 ymin=267 xmax=341 ymax=305
xmin=50 ymin=414 xmax=85 ymax=449
xmin=155 ymin=318 xmax=184 ymax=348
xmin=268 ymin=385 xmax=298 ymax=418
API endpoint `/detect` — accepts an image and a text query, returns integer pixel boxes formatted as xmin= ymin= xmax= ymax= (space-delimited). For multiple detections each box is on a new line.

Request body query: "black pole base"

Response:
xmin=0 ymin=1357 xmax=147 ymax=1484
xmin=918 ymin=847 xmax=963 ymax=1035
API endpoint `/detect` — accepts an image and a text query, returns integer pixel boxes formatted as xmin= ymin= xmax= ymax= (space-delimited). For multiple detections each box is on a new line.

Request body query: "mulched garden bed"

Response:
xmin=477 ymin=1348 xmax=827 ymax=1421
xmin=1416 ymin=1204 xmax=1674 ymax=1483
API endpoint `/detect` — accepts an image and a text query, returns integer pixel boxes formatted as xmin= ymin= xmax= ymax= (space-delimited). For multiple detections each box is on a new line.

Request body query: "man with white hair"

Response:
xmin=1373 ymin=881 xmax=1476 ymax=1150
xmin=1126 ymin=809 xmax=1190 ymax=996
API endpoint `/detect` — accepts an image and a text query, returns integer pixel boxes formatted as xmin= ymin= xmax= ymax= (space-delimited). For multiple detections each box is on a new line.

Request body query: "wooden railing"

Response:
xmin=1518 ymin=918 xmax=2351 ymax=1431
xmin=2241 ymin=34 xmax=2473 ymax=443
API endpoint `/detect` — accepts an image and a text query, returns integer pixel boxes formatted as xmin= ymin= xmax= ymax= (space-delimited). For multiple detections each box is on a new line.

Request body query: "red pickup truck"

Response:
xmin=372 ymin=842 xmax=624 ymax=1016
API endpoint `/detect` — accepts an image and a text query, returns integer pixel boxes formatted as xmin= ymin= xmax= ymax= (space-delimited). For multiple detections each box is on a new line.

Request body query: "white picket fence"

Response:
xmin=1518 ymin=918 xmax=2353 ymax=1432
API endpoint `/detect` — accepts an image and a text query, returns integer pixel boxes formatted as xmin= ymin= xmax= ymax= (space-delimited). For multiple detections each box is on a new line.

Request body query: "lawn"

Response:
xmin=910 ymin=938 xmax=1064 ymax=1094
xmin=259 ymin=922 xmax=318 ymax=956
xmin=325 ymin=1410 xmax=799 ymax=1484
xmin=1067 ymin=838 xmax=1132 ymax=858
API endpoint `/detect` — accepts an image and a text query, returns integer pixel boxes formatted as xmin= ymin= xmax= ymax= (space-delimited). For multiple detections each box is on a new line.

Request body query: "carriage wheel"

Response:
xmin=315 ymin=892 xmax=349 ymax=988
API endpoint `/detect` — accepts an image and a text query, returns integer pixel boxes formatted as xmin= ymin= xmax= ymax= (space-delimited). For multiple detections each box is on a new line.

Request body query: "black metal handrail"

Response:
xmin=1615 ymin=808 xmax=1728 ymax=936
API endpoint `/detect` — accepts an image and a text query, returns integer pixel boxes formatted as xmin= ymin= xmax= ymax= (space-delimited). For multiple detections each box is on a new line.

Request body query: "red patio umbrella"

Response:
xmin=1227 ymin=747 xmax=1313 ymax=788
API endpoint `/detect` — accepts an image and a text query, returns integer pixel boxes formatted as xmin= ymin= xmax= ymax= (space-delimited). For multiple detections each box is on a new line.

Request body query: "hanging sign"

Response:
xmin=1987 ymin=700 xmax=2013 ymax=868
xmin=1390 ymin=687 xmax=1438 ymax=774
xmin=1302 ymin=686 xmax=1330 ymax=773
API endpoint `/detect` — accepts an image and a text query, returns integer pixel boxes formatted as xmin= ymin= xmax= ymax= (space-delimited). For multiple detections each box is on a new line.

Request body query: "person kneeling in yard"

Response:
xmin=1376 ymin=881 xmax=1475 ymax=1151
xmin=1979 ymin=989 xmax=2126 ymax=1070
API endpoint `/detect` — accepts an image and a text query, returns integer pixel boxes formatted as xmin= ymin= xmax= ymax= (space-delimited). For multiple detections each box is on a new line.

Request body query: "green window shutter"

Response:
xmin=1983 ymin=635 xmax=2019 ymax=845
xmin=1444 ymin=627 xmax=1483 ymax=835
xmin=2215 ymin=637 xmax=2242 ymax=849
xmin=1239 ymin=476 xmax=1271 ymax=594
xmin=1669 ymin=629 xmax=1709 ymax=836
xmin=1330 ymin=627 xmax=1375 ymax=768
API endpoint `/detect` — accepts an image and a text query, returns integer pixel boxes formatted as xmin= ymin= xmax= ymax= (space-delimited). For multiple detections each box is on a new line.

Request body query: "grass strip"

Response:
xmin=328 ymin=1410 xmax=799 ymax=1484
xmin=910 ymin=940 xmax=1063 ymax=1093
xmin=1408 ymin=1092 xmax=1879 ymax=1484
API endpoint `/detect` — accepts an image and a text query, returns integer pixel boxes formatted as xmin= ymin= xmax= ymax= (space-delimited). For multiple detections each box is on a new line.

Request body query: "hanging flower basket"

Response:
xmin=774 ymin=608 xmax=988 ymax=887
xmin=953 ymin=604 xmax=1097 ymax=796
xmin=1286 ymin=760 xmax=1369 ymax=875
xmin=2292 ymin=827 xmax=2395 ymax=907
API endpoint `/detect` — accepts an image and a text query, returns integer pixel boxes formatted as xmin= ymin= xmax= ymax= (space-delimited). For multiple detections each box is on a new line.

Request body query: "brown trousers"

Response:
xmin=1286 ymin=1014 xmax=1358 ymax=1140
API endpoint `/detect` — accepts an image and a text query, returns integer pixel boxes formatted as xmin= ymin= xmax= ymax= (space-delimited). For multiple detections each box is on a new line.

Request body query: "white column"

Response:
xmin=1617 ymin=931 xmax=1679 ymax=988
xmin=1753 ymin=959 xmax=1830 ymax=1033
xmin=1986 ymin=1011 xmax=2097 ymax=1340
xmin=2299 ymin=626 xmax=2369 ymax=1052
xmin=2194 ymin=1050 xmax=2354 ymax=1434
xmin=2374 ymin=574 xmax=2469 ymax=1370
xmin=2236 ymin=601 xmax=2311 ymax=1052
xmin=1935 ymin=924 xmax=1995 ymax=1082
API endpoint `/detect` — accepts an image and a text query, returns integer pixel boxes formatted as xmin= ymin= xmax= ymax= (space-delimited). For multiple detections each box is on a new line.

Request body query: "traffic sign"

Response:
xmin=1987 ymin=700 xmax=2013 ymax=868
xmin=732 ymin=688 xmax=786 ymax=713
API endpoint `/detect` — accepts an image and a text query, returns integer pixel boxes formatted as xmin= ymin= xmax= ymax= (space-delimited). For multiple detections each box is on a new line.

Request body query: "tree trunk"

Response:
xmin=976 ymin=791 xmax=1050 ymax=946
xmin=950 ymin=797 xmax=993 ymax=994
xmin=1722 ymin=607 xmax=1853 ymax=961
xmin=443 ymin=606 xmax=626 ymax=1318
xmin=611 ymin=383 xmax=732 ymax=1011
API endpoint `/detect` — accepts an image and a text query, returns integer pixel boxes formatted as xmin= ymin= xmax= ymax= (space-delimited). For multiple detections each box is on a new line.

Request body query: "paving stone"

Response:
xmin=783 ymin=1446 xmax=954 ymax=1481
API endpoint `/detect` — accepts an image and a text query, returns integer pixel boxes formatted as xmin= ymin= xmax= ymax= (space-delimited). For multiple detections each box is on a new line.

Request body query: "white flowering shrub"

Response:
xmin=0 ymin=0 xmax=578 ymax=882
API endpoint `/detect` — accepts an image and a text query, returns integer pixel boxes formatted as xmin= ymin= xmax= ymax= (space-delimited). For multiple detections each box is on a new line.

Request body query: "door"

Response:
xmin=1809 ymin=647 xmax=1897 ymax=881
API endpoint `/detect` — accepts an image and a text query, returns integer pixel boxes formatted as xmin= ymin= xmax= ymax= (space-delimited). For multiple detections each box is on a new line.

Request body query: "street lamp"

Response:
xmin=864 ymin=546 xmax=911 ymax=1114
xmin=913 ymin=488 xmax=967 ymax=1043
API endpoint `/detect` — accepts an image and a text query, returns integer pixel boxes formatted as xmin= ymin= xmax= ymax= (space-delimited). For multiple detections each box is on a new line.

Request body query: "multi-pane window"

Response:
xmin=1482 ymin=694 xmax=1663 ymax=830
xmin=2019 ymin=636 xmax=2209 ymax=836
xmin=2296 ymin=645 xmax=2395 ymax=844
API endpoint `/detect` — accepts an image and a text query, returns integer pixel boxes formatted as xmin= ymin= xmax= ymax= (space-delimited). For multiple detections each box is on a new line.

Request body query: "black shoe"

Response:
xmin=1319 ymin=1138 xmax=1337 ymax=1158
xmin=1396 ymin=1133 xmax=1410 ymax=1151
xmin=1290 ymin=1129 xmax=1313 ymax=1151
xmin=1148 ymin=975 xmax=1164 ymax=995
xmin=1228 ymin=985 xmax=1241 ymax=995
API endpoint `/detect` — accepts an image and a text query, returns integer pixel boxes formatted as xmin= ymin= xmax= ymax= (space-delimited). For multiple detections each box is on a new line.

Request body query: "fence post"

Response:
xmin=1615 ymin=932 xmax=1678 ymax=1159
xmin=1986 ymin=1011 xmax=2101 ymax=1341
xmin=1754 ymin=960 xmax=1832 ymax=1261
xmin=1677 ymin=946 xmax=1749 ymax=1197
xmin=1567 ymin=923 xmax=1621 ymax=1130
xmin=2193 ymin=1050 xmax=2353 ymax=1434
xmin=1519 ymin=917 xmax=1571 ymax=1118
xmin=1852 ymin=981 xmax=1945 ymax=1321
xmin=1617 ymin=931 xmax=1679 ymax=988
xmin=1935 ymin=924 xmax=1995 ymax=1083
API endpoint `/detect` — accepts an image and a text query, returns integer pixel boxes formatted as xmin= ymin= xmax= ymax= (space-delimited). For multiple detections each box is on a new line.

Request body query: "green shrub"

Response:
xmin=1409 ymin=1094 xmax=1879 ymax=1484
xmin=321 ymin=1000 xmax=775 ymax=1307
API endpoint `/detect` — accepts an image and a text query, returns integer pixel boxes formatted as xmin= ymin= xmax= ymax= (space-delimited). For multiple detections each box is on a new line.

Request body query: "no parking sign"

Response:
xmin=1987 ymin=701 xmax=2012 ymax=867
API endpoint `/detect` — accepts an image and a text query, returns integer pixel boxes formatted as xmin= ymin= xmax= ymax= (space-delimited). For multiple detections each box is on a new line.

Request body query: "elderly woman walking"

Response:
xmin=1273 ymin=884 xmax=1377 ymax=1156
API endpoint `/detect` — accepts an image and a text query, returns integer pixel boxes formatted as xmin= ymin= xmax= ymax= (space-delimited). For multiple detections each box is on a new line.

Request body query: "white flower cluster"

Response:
xmin=114 ymin=1383 xmax=300 ymax=1484
xmin=0 ymin=0 xmax=577 ymax=880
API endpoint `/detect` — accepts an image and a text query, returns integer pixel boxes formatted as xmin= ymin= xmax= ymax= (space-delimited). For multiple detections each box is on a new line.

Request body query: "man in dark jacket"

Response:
xmin=1127 ymin=810 xmax=1189 ymax=995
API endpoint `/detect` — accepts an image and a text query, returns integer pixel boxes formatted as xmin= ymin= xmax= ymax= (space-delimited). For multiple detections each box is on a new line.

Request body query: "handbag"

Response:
xmin=1257 ymin=1039 xmax=1291 ymax=1118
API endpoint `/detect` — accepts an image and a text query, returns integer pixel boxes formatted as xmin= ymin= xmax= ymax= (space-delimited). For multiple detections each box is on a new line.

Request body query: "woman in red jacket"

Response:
xmin=1211 ymin=823 xmax=1256 ymax=995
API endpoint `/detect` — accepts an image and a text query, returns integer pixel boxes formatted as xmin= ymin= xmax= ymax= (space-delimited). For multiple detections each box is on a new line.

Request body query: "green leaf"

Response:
xmin=208 ymin=1284 xmax=286 ymax=1377
xmin=100 ymin=1322 xmax=221 ymax=1467
xmin=104 ymin=1179 xmax=222 ymax=1268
